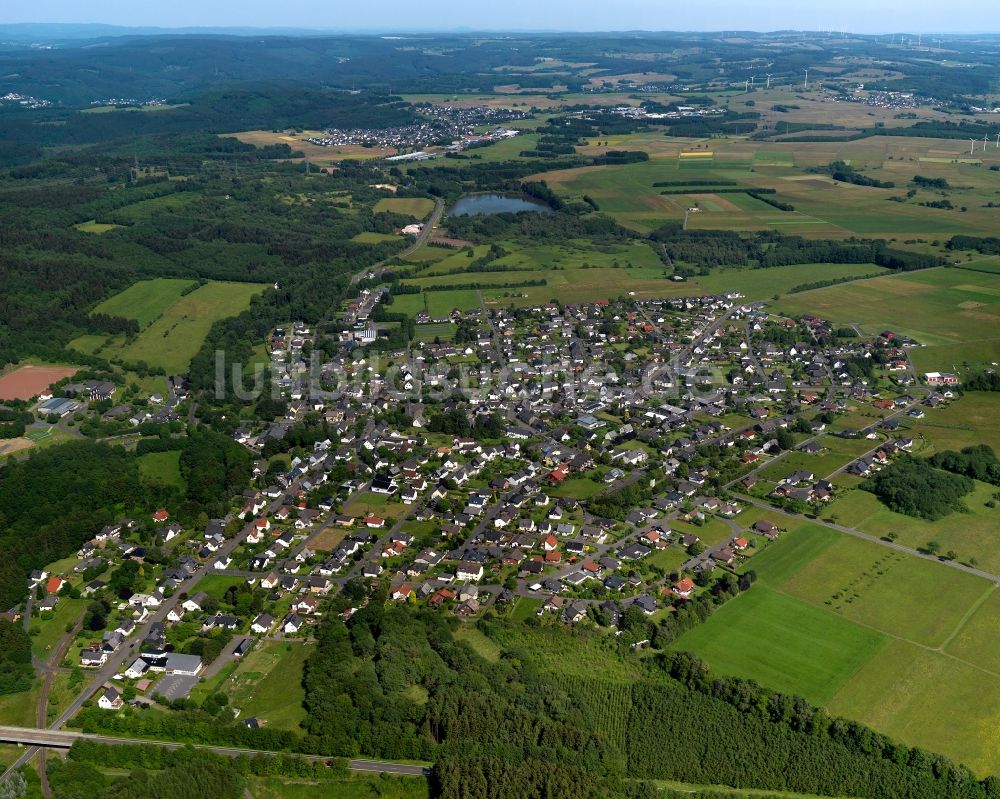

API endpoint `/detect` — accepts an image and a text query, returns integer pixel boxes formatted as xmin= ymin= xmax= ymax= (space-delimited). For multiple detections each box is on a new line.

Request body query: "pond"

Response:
xmin=447 ymin=194 xmax=553 ymax=217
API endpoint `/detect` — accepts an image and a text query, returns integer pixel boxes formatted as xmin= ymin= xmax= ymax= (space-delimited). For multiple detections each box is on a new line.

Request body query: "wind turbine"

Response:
xmin=803 ymin=69 xmax=809 ymax=90
xmin=970 ymin=139 xmax=976 ymax=157
xmin=766 ymin=74 xmax=772 ymax=89
xmin=985 ymin=134 xmax=990 ymax=152
xmin=995 ymin=132 xmax=999 ymax=149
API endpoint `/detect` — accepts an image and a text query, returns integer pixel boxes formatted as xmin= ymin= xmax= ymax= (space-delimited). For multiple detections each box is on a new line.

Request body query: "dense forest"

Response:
xmin=0 ymin=441 xmax=146 ymax=609
xmin=647 ymin=227 xmax=944 ymax=272
xmin=862 ymin=456 xmax=975 ymax=520
xmin=0 ymin=429 xmax=251 ymax=608
xmin=0 ymin=619 xmax=33 ymax=695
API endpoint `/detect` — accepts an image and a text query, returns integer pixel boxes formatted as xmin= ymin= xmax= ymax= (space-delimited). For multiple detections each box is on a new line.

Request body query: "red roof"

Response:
xmin=152 ymin=509 xmax=169 ymax=522
xmin=364 ymin=516 xmax=385 ymax=525
xmin=673 ymin=577 xmax=695 ymax=594
xmin=45 ymin=576 xmax=63 ymax=594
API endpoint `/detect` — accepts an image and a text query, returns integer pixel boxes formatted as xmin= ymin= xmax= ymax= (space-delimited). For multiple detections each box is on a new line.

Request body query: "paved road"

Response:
xmin=736 ymin=494 xmax=1000 ymax=584
xmin=350 ymin=198 xmax=444 ymax=286
xmin=0 ymin=726 xmax=430 ymax=777
xmin=200 ymin=636 xmax=253 ymax=682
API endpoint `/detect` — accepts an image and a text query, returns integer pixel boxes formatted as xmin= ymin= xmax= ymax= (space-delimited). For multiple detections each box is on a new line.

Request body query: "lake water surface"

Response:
xmin=448 ymin=194 xmax=553 ymax=217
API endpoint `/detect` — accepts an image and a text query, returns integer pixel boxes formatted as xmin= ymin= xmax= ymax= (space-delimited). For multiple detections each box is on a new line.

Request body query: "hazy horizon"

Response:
xmin=2 ymin=1 xmax=999 ymax=36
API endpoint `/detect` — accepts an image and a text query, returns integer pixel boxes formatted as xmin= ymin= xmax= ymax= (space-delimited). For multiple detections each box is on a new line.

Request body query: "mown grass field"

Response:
xmin=673 ymin=521 xmax=1000 ymax=775
xmin=32 ymin=597 xmax=87 ymax=660
xmin=673 ymin=582 xmax=887 ymax=703
xmin=73 ymin=280 xmax=264 ymax=374
xmin=92 ymin=278 xmax=198 ymax=328
xmin=73 ymin=219 xmax=123 ymax=234
xmin=352 ymin=231 xmax=400 ymax=244
xmin=374 ymin=197 xmax=436 ymax=217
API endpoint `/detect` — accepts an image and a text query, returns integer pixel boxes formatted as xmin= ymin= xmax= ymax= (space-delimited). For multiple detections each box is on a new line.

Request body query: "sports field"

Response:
xmin=0 ymin=365 xmax=78 ymax=401
xmin=673 ymin=522 xmax=1000 ymax=775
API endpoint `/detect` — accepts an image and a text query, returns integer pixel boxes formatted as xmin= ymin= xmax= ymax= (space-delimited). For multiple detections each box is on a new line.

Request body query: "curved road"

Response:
xmin=350 ymin=197 xmax=444 ymax=286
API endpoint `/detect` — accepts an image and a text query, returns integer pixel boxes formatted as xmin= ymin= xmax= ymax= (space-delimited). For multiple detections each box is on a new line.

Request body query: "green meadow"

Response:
xmin=673 ymin=522 xmax=1000 ymax=775
xmin=777 ymin=267 xmax=1000 ymax=373
xmin=72 ymin=280 xmax=264 ymax=374
xmin=92 ymin=278 xmax=198 ymax=328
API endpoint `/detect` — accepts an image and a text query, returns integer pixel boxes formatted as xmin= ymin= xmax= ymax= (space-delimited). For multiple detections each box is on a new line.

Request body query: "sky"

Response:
xmin=2 ymin=0 xmax=999 ymax=34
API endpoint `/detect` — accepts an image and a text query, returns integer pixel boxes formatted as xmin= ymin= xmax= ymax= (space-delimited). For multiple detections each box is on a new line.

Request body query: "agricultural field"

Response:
xmin=776 ymin=267 xmax=1000 ymax=374
xmin=71 ymin=280 xmax=264 ymax=374
xmin=374 ymin=197 xmax=436 ymax=217
xmin=536 ymin=134 xmax=1000 ymax=237
xmin=392 ymin=289 xmax=481 ymax=317
xmin=673 ymin=521 xmax=1000 ymax=775
xmin=694 ymin=263 xmax=887 ymax=302
xmin=92 ymin=278 xmax=198 ymax=328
